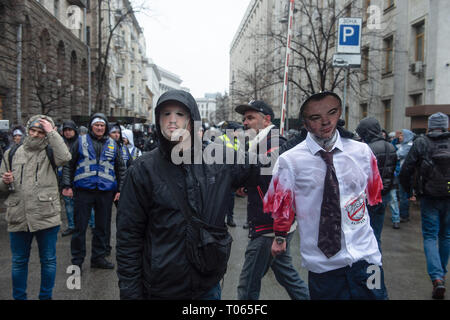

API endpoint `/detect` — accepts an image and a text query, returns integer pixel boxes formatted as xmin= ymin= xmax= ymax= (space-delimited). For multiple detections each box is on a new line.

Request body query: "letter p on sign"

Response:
xmin=343 ymin=26 xmax=354 ymax=42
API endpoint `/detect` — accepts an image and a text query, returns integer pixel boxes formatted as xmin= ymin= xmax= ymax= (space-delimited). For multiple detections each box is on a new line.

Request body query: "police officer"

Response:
xmin=62 ymin=113 xmax=126 ymax=270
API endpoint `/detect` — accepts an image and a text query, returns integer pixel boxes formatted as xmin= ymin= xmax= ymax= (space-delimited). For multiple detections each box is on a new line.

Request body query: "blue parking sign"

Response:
xmin=339 ymin=25 xmax=360 ymax=46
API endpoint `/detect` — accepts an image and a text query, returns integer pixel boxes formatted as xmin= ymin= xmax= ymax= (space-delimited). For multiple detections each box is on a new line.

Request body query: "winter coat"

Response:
xmin=397 ymin=129 xmax=415 ymax=167
xmin=399 ymin=131 xmax=450 ymax=198
xmin=0 ymin=115 xmax=71 ymax=232
xmin=116 ymin=90 xmax=260 ymax=299
xmin=244 ymin=126 xmax=286 ymax=238
xmin=356 ymin=117 xmax=398 ymax=196
xmin=61 ymin=113 xmax=126 ymax=192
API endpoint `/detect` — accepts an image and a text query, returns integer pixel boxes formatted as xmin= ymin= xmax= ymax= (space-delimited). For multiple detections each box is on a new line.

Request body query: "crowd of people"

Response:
xmin=0 ymin=89 xmax=448 ymax=301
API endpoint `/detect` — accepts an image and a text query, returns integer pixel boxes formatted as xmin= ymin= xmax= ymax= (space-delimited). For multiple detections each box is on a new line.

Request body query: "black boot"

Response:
xmin=91 ymin=258 xmax=114 ymax=269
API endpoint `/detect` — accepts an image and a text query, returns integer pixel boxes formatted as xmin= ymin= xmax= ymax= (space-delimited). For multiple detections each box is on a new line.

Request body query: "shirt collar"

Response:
xmin=306 ymin=130 xmax=344 ymax=155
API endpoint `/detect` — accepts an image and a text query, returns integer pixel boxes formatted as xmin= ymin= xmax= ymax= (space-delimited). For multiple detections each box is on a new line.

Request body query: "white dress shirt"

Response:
xmin=264 ymin=131 xmax=383 ymax=273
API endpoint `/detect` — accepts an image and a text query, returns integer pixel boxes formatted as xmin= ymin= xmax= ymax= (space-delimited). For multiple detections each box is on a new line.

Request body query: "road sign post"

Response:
xmin=280 ymin=0 xmax=295 ymax=137
xmin=334 ymin=17 xmax=362 ymax=126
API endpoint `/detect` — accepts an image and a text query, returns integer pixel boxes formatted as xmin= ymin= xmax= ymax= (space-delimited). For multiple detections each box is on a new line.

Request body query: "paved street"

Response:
xmin=0 ymin=195 xmax=447 ymax=300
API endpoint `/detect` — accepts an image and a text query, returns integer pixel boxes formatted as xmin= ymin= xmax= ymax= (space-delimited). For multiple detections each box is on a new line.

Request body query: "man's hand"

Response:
xmin=2 ymin=171 xmax=14 ymax=184
xmin=114 ymin=192 xmax=120 ymax=202
xmin=271 ymin=238 xmax=287 ymax=257
xmin=39 ymin=118 xmax=55 ymax=134
xmin=62 ymin=188 xmax=73 ymax=198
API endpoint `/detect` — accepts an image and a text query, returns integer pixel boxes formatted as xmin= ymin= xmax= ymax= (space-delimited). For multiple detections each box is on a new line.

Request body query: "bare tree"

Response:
xmin=94 ymin=0 xmax=149 ymax=113
xmin=232 ymin=0 xmax=400 ymax=122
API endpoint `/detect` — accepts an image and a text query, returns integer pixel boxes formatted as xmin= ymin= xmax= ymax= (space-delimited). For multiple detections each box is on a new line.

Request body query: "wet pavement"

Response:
xmin=0 ymin=195 xmax=447 ymax=300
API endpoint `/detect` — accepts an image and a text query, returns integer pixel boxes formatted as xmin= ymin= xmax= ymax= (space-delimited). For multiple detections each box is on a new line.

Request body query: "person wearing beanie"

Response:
xmin=0 ymin=115 xmax=71 ymax=300
xmin=61 ymin=113 xmax=126 ymax=271
xmin=399 ymin=112 xmax=450 ymax=299
xmin=11 ymin=125 xmax=26 ymax=145
xmin=60 ymin=120 xmax=79 ymax=237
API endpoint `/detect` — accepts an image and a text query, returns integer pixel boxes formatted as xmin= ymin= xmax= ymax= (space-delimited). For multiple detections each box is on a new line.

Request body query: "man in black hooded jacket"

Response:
xmin=60 ymin=120 xmax=79 ymax=237
xmin=116 ymin=90 xmax=260 ymax=299
xmin=356 ymin=117 xmax=397 ymax=249
xmin=62 ymin=113 xmax=126 ymax=270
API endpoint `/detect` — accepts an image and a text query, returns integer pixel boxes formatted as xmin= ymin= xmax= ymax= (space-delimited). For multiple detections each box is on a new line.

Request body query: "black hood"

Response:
xmin=62 ymin=119 xmax=79 ymax=143
xmin=88 ymin=112 xmax=110 ymax=139
xmin=356 ymin=117 xmax=383 ymax=143
xmin=154 ymin=90 xmax=201 ymax=157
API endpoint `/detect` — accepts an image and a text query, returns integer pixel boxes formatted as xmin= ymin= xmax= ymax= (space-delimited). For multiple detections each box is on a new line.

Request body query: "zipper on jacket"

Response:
xmin=36 ymin=163 xmax=39 ymax=182
xmin=20 ymin=164 xmax=24 ymax=185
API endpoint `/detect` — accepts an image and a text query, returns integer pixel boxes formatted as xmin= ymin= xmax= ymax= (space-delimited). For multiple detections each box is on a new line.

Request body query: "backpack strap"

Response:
xmin=8 ymin=144 xmax=21 ymax=171
xmin=46 ymin=145 xmax=58 ymax=173
xmin=8 ymin=143 xmax=57 ymax=173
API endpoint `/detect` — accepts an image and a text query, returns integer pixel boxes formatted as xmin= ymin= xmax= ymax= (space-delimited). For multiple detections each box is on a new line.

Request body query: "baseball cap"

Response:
xmin=235 ymin=100 xmax=275 ymax=121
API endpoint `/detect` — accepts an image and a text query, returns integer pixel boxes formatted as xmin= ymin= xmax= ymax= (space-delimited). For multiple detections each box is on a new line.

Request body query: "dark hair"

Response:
xmin=299 ymin=91 xmax=342 ymax=119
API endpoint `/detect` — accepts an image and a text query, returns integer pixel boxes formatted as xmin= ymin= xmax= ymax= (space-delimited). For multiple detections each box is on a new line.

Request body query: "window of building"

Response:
xmin=385 ymin=0 xmax=394 ymax=9
xmin=361 ymin=47 xmax=369 ymax=80
xmin=363 ymin=0 xmax=371 ymax=23
xmin=131 ymin=94 xmax=135 ymax=108
xmin=86 ymin=26 xmax=91 ymax=46
xmin=345 ymin=4 xmax=351 ymax=17
xmin=54 ymin=0 xmax=60 ymax=19
xmin=383 ymin=99 xmax=391 ymax=131
xmin=384 ymin=36 xmax=393 ymax=73
xmin=131 ymin=71 xmax=135 ymax=87
xmin=410 ymin=93 xmax=422 ymax=106
xmin=414 ymin=21 xmax=425 ymax=61
xmin=360 ymin=103 xmax=368 ymax=119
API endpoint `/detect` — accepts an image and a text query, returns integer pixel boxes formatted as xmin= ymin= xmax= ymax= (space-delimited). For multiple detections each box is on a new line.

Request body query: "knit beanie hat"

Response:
xmin=428 ymin=112 xmax=449 ymax=130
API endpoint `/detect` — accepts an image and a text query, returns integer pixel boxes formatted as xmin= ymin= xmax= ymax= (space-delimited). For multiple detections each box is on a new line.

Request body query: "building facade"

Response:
xmin=196 ymin=93 xmax=218 ymax=124
xmin=0 ymin=0 xmax=89 ymax=125
xmin=230 ymin=0 xmax=450 ymax=133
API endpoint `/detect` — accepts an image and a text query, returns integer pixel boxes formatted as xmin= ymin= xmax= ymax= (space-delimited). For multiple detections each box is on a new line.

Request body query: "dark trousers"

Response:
xmin=71 ymin=189 xmax=114 ymax=265
xmin=308 ymin=260 xmax=388 ymax=300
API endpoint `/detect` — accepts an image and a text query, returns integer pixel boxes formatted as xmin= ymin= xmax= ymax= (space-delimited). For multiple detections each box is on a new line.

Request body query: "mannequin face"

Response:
xmin=302 ymin=95 xmax=342 ymax=139
xmin=159 ymin=104 xmax=191 ymax=141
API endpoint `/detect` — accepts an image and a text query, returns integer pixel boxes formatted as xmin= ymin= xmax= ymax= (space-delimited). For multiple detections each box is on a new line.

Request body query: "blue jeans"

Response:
xmin=368 ymin=193 xmax=391 ymax=251
xmin=308 ymin=260 xmax=388 ymax=300
xmin=399 ymin=184 xmax=410 ymax=220
xmin=389 ymin=188 xmax=400 ymax=223
xmin=63 ymin=195 xmax=75 ymax=230
xmin=420 ymin=197 xmax=450 ymax=281
xmin=237 ymin=232 xmax=310 ymax=300
xmin=198 ymin=282 xmax=222 ymax=300
xmin=9 ymin=226 xmax=60 ymax=300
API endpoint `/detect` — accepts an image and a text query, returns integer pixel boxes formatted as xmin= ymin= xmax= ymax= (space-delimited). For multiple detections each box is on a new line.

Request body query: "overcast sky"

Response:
xmin=135 ymin=0 xmax=251 ymax=99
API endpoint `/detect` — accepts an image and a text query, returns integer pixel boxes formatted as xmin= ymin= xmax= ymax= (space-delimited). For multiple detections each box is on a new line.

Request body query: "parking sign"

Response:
xmin=337 ymin=18 xmax=362 ymax=54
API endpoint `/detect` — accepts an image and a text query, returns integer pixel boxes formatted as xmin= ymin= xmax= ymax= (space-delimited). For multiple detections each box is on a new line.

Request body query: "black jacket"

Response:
xmin=116 ymin=90 xmax=259 ymax=299
xmin=245 ymin=128 xmax=286 ymax=238
xmin=356 ymin=117 xmax=397 ymax=196
xmin=399 ymin=131 xmax=450 ymax=198
xmin=61 ymin=113 xmax=126 ymax=192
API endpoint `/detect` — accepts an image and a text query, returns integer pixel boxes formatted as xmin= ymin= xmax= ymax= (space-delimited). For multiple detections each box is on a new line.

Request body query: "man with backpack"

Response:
xmin=399 ymin=112 xmax=450 ymax=299
xmin=0 ymin=115 xmax=71 ymax=300
xmin=356 ymin=117 xmax=398 ymax=250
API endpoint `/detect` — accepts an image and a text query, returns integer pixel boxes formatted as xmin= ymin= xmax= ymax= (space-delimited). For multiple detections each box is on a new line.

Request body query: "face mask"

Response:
xmin=161 ymin=117 xmax=191 ymax=143
xmin=23 ymin=135 xmax=47 ymax=151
